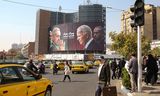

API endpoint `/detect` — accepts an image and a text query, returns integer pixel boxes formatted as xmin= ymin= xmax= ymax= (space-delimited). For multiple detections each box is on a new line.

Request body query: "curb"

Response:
xmin=121 ymin=85 xmax=133 ymax=96
xmin=120 ymin=85 xmax=160 ymax=96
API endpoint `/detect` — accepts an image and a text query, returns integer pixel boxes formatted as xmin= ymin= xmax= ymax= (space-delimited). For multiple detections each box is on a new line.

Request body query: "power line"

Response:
xmin=2 ymin=0 xmax=77 ymax=11
xmin=2 ymin=0 xmax=54 ymax=9
xmin=106 ymin=11 xmax=124 ymax=13
xmin=106 ymin=6 xmax=125 ymax=12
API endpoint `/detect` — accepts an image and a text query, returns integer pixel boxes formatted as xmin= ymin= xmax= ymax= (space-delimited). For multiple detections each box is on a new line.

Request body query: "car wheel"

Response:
xmin=45 ymin=88 xmax=51 ymax=96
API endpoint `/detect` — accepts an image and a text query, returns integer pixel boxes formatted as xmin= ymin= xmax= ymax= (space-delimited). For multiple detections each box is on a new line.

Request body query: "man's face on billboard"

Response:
xmin=77 ymin=30 xmax=88 ymax=45
xmin=50 ymin=28 xmax=61 ymax=45
xmin=93 ymin=27 xmax=103 ymax=40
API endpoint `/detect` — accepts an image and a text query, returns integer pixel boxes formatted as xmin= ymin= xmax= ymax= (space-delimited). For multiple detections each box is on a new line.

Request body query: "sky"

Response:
xmin=0 ymin=0 xmax=159 ymax=51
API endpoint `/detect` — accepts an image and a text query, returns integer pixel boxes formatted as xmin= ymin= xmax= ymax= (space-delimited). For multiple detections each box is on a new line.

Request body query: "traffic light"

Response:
xmin=130 ymin=0 xmax=145 ymax=27
xmin=130 ymin=6 xmax=136 ymax=27
xmin=134 ymin=0 xmax=145 ymax=26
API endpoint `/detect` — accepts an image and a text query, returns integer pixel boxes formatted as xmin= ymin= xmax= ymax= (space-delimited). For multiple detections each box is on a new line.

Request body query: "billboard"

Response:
xmin=49 ymin=22 xmax=105 ymax=53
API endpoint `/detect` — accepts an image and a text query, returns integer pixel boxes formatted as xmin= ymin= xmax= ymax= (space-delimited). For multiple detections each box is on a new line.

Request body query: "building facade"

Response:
xmin=35 ymin=4 xmax=106 ymax=55
xmin=121 ymin=4 xmax=160 ymax=41
xmin=79 ymin=4 xmax=106 ymax=31
xmin=35 ymin=9 xmax=79 ymax=55
xmin=21 ymin=42 xmax=35 ymax=58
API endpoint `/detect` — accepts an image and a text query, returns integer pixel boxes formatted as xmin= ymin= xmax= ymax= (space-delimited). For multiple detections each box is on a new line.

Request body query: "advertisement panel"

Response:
xmin=49 ymin=22 xmax=105 ymax=53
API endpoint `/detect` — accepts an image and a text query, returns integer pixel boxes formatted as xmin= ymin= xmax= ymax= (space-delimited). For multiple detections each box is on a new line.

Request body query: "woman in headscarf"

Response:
xmin=145 ymin=54 xmax=158 ymax=85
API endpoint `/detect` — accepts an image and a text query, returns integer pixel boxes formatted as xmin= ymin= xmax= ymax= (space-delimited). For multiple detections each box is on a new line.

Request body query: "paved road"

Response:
xmin=43 ymin=68 xmax=124 ymax=96
xmin=43 ymin=68 xmax=98 ymax=96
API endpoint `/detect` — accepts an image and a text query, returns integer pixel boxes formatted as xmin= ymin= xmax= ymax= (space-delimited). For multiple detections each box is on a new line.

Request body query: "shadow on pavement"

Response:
xmin=149 ymin=91 xmax=160 ymax=94
xmin=142 ymin=86 xmax=157 ymax=91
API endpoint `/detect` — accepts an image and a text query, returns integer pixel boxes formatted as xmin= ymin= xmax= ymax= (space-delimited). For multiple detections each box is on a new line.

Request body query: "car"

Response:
xmin=57 ymin=61 xmax=65 ymax=70
xmin=94 ymin=60 xmax=101 ymax=66
xmin=85 ymin=61 xmax=94 ymax=68
xmin=71 ymin=60 xmax=89 ymax=73
xmin=0 ymin=64 xmax=53 ymax=96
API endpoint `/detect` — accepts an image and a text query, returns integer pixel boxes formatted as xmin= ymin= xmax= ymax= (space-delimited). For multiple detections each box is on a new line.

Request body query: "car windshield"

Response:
xmin=72 ymin=61 xmax=84 ymax=65
xmin=85 ymin=61 xmax=93 ymax=64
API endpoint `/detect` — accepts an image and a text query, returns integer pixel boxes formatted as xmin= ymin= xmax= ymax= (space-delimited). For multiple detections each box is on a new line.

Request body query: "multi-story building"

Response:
xmin=35 ymin=4 xmax=106 ymax=55
xmin=121 ymin=4 xmax=160 ymax=41
xmin=11 ymin=43 xmax=24 ymax=49
xmin=21 ymin=42 xmax=35 ymax=58
xmin=35 ymin=9 xmax=78 ymax=55
xmin=79 ymin=4 xmax=106 ymax=32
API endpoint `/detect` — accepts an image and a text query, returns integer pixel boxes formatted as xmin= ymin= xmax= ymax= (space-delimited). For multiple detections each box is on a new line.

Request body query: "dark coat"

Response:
xmin=99 ymin=63 xmax=110 ymax=84
xmin=85 ymin=39 xmax=100 ymax=51
xmin=145 ymin=54 xmax=158 ymax=84
xmin=111 ymin=61 xmax=117 ymax=71
xmin=94 ymin=37 xmax=105 ymax=51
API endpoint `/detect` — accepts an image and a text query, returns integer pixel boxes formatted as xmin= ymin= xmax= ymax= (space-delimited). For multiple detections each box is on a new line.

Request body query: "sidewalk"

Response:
xmin=111 ymin=79 xmax=160 ymax=96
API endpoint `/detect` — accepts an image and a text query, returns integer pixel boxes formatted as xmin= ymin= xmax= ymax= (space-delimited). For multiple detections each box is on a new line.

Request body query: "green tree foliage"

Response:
xmin=109 ymin=31 xmax=151 ymax=58
xmin=151 ymin=47 xmax=160 ymax=56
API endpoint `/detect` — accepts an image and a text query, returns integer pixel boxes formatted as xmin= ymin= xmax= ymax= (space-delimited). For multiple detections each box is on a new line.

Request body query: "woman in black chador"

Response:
xmin=145 ymin=54 xmax=158 ymax=85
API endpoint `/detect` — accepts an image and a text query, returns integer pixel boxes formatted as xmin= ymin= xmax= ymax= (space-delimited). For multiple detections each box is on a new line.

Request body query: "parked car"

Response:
xmin=71 ymin=60 xmax=89 ymax=74
xmin=0 ymin=64 xmax=53 ymax=96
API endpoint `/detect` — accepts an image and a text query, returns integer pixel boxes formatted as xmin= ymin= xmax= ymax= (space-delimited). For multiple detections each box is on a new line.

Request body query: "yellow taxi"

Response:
xmin=94 ymin=59 xmax=101 ymax=66
xmin=71 ymin=60 xmax=89 ymax=74
xmin=85 ymin=61 xmax=94 ymax=68
xmin=0 ymin=64 xmax=53 ymax=96
xmin=57 ymin=61 xmax=65 ymax=70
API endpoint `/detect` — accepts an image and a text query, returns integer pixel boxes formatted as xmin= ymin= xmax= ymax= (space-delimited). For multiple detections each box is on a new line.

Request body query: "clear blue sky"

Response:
xmin=0 ymin=0 xmax=159 ymax=51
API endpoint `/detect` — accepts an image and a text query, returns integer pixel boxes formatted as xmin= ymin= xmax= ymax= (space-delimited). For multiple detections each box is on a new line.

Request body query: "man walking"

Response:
xmin=95 ymin=56 xmax=110 ymax=96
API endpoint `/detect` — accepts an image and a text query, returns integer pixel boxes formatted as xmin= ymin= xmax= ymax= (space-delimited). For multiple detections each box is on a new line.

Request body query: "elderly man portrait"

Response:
xmin=76 ymin=25 xmax=100 ymax=51
xmin=49 ymin=27 xmax=65 ymax=52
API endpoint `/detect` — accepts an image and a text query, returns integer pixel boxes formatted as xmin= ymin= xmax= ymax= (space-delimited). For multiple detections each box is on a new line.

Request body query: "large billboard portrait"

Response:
xmin=49 ymin=22 xmax=105 ymax=53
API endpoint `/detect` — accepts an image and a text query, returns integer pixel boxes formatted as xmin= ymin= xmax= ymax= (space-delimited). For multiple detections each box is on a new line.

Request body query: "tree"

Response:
xmin=151 ymin=47 xmax=160 ymax=56
xmin=109 ymin=31 xmax=151 ymax=59
xmin=15 ymin=52 xmax=26 ymax=59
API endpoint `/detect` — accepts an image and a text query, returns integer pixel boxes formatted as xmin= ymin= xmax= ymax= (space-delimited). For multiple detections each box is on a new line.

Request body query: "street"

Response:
xmin=43 ymin=67 xmax=124 ymax=96
xmin=43 ymin=68 xmax=98 ymax=96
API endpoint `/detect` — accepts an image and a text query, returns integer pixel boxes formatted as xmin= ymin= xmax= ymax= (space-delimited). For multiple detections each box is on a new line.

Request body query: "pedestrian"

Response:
xmin=26 ymin=59 xmax=38 ymax=73
xmin=128 ymin=53 xmax=138 ymax=93
xmin=111 ymin=58 xmax=117 ymax=80
xmin=142 ymin=55 xmax=147 ymax=70
xmin=62 ymin=61 xmax=71 ymax=82
xmin=105 ymin=59 xmax=111 ymax=85
xmin=95 ymin=56 xmax=110 ymax=96
xmin=53 ymin=60 xmax=58 ymax=74
xmin=38 ymin=61 xmax=45 ymax=74
xmin=145 ymin=54 xmax=158 ymax=85
xmin=117 ymin=58 xmax=126 ymax=79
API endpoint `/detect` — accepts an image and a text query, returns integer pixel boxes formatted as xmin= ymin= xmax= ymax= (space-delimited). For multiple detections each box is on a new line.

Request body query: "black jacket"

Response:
xmin=85 ymin=39 xmax=100 ymax=51
xmin=99 ymin=64 xmax=110 ymax=83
